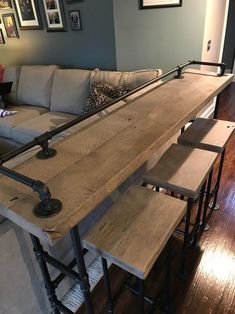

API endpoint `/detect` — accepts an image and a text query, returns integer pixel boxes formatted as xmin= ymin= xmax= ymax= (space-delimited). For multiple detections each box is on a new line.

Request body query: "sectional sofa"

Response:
xmin=1 ymin=65 xmax=162 ymax=154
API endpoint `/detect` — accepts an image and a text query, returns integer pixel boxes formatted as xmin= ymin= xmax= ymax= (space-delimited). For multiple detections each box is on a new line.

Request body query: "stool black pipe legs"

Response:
xmin=162 ymin=238 xmax=172 ymax=313
xmin=211 ymin=149 xmax=226 ymax=210
xmin=191 ymin=182 xmax=206 ymax=248
xmin=70 ymin=226 xmax=94 ymax=314
xmin=101 ymin=258 xmax=113 ymax=314
xmin=201 ymin=170 xmax=213 ymax=229
xmin=30 ymin=234 xmax=60 ymax=314
xmin=213 ymin=93 xmax=221 ymax=119
xmin=180 ymin=197 xmax=193 ymax=279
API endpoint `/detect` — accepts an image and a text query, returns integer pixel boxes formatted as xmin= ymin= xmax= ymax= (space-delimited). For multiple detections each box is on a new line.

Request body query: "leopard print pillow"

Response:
xmin=81 ymin=81 xmax=129 ymax=116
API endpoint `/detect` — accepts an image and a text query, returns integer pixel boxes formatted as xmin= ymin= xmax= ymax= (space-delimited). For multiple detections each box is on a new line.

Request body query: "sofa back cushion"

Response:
xmin=2 ymin=66 xmax=21 ymax=104
xmin=17 ymin=65 xmax=59 ymax=108
xmin=50 ymin=69 xmax=91 ymax=115
xmin=90 ymin=68 xmax=162 ymax=90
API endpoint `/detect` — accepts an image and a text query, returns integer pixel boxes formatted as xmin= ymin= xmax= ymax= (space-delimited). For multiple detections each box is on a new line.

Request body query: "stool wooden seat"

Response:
xmin=143 ymin=144 xmax=218 ymax=199
xmin=178 ymin=118 xmax=235 ymax=225
xmin=84 ymin=185 xmax=186 ymax=313
xmin=178 ymin=118 xmax=235 ymax=153
xmin=143 ymin=143 xmax=218 ymax=277
xmin=84 ymin=185 xmax=186 ymax=280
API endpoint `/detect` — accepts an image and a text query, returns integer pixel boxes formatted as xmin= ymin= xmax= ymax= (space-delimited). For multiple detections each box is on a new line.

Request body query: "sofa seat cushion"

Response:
xmin=12 ymin=112 xmax=77 ymax=144
xmin=12 ymin=111 xmax=101 ymax=144
xmin=0 ymin=105 xmax=48 ymax=140
xmin=17 ymin=65 xmax=59 ymax=108
xmin=50 ymin=69 xmax=92 ymax=115
xmin=90 ymin=68 xmax=162 ymax=91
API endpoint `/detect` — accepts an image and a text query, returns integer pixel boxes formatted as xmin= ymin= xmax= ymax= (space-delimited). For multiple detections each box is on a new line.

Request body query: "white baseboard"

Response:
xmin=200 ymin=101 xmax=216 ymax=118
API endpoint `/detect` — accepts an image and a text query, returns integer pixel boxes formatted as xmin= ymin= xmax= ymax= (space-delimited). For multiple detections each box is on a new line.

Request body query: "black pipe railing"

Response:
xmin=0 ymin=60 xmax=226 ymax=217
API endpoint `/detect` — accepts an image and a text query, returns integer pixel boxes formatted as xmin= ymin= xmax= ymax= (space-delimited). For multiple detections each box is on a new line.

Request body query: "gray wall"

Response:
xmin=222 ymin=0 xmax=235 ymax=70
xmin=0 ymin=0 xmax=117 ymax=69
xmin=113 ymin=0 xmax=207 ymax=71
xmin=0 ymin=0 xmax=209 ymax=71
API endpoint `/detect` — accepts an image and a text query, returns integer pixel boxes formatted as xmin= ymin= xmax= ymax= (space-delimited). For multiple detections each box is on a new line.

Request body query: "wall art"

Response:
xmin=140 ymin=0 xmax=182 ymax=9
xmin=2 ymin=13 xmax=19 ymax=38
xmin=0 ymin=0 xmax=12 ymax=9
xmin=42 ymin=0 xmax=66 ymax=31
xmin=69 ymin=9 xmax=81 ymax=31
xmin=13 ymin=0 xmax=42 ymax=30
xmin=0 ymin=28 xmax=5 ymax=43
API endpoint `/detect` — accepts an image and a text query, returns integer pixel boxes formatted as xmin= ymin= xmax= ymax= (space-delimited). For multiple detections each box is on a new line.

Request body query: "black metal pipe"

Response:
xmin=102 ymin=257 xmax=113 ymax=314
xmin=190 ymin=60 xmax=226 ymax=76
xmin=56 ymin=302 xmax=74 ymax=314
xmin=70 ymin=226 xmax=94 ymax=314
xmin=44 ymin=253 xmax=81 ymax=284
xmin=211 ymin=149 xmax=226 ymax=209
xmin=0 ymin=59 xmax=225 ymax=166
xmin=53 ymin=259 xmax=77 ymax=288
xmin=0 ymin=165 xmax=62 ymax=217
xmin=30 ymin=234 xmax=60 ymax=313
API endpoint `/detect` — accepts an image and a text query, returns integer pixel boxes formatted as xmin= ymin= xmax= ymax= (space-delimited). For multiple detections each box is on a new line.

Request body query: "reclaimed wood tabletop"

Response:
xmin=0 ymin=69 xmax=233 ymax=244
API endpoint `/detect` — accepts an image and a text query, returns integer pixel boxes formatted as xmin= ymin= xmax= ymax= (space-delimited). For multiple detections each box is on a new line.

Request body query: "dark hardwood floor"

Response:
xmin=78 ymin=83 xmax=235 ymax=314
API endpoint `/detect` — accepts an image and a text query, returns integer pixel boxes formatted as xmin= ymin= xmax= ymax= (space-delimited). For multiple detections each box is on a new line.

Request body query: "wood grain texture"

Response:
xmin=77 ymin=82 xmax=235 ymax=314
xmin=0 ymin=70 xmax=232 ymax=244
xmin=143 ymin=144 xmax=218 ymax=198
xmin=84 ymin=185 xmax=186 ymax=279
xmin=178 ymin=118 xmax=235 ymax=153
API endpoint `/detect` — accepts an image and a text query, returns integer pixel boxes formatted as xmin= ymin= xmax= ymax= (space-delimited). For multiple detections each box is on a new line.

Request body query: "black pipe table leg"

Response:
xmin=137 ymin=278 xmax=145 ymax=314
xmin=70 ymin=226 xmax=94 ymax=314
xmin=101 ymin=258 xmax=113 ymax=314
xmin=30 ymin=234 xmax=60 ymax=314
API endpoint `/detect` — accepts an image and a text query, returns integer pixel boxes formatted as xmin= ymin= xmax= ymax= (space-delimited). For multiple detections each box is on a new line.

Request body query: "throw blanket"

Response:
xmin=0 ymin=109 xmax=18 ymax=117
xmin=81 ymin=81 xmax=129 ymax=116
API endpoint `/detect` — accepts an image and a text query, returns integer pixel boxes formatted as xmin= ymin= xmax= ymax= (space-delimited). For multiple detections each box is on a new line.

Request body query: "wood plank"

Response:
xmin=178 ymin=118 xmax=235 ymax=153
xmin=144 ymin=144 xmax=218 ymax=198
xmin=0 ymin=70 xmax=232 ymax=244
xmin=84 ymin=186 xmax=186 ymax=279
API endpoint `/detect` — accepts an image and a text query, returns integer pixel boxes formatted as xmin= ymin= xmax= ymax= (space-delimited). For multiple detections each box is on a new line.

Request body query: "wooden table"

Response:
xmin=0 ymin=69 xmax=233 ymax=313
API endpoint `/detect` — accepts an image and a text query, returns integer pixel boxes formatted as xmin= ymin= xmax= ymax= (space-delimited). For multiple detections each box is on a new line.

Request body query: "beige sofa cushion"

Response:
xmin=50 ymin=69 xmax=91 ymax=115
xmin=0 ymin=105 xmax=48 ymax=140
xmin=17 ymin=65 xmax=59 ymax=108
xmin=12 ymin=111 xmax=77 ymax=144
xmin=90 ymin=68 xmax=162 ymax=90
xmin=2 ymin=66 xmax=21 ymax=104
xmin=11 ymin=111 xmax=100 ymax=144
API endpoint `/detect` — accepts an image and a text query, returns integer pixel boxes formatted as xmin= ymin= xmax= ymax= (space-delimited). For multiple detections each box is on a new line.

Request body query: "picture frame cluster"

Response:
xmin=0 ymin=0 xmax=83 ymax=43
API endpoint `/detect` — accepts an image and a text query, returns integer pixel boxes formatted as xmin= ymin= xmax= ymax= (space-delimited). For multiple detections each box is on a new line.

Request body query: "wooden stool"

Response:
xmin=84 ymin=185 xmax=186 ymax=313
xmin=143 ymin=143 xmax=218 ymax=277
xmin=178 ymin=118 xmax=235 ymax=228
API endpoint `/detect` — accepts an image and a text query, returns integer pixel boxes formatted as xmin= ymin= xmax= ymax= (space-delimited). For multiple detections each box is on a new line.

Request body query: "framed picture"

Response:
xmin=0 ymin=29 xmax=5 ymax=44
xmin=69 ymin=10 xmax=82 ymax=31
xmin=2 ymin=13 xmax=19 ymax=38
xmin=140 ymin=0 xmax=182 ymax=9
xmin=13 ymin=0 xmax=43 ymax=30
xmin=0 ymin=0 xmax=12 ymax=9
xmin=42 ymin=0 xmax=66 ymax=32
